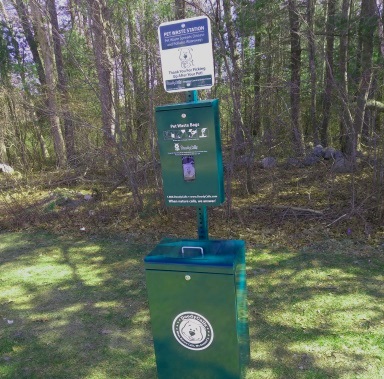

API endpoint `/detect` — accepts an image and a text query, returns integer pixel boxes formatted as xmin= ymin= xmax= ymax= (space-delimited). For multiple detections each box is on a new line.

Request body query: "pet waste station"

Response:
xmin=144 ymin=16 xmax=250 ymax=379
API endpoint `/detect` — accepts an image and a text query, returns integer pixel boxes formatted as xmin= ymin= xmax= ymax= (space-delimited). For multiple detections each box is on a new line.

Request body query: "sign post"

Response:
xmin=144 ymin=15 xmax=250 ymax=379
xmin=157 ymin=16 xmax=218 ymax=240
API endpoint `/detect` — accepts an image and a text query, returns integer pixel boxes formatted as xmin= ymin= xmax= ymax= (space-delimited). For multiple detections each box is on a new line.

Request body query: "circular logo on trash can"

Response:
xmin=172 ymin=311 xmax=214 ymax=351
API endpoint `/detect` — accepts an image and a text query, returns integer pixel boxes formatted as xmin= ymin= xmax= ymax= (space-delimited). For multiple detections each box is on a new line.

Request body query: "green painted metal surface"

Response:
xmin=185 ymin=91 xmax=210 ymax=240
xmin=144 ymin=239 xmax=250 ymax=379
xmin=155 ymin=100 xmax=225 ymax=207
xmin=197 ymin=206 xmax=209 ymax=239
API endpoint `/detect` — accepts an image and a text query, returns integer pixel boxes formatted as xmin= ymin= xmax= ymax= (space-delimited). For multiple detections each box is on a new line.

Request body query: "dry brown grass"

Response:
xmin=0 ymin=161 xmax=383 ymax=247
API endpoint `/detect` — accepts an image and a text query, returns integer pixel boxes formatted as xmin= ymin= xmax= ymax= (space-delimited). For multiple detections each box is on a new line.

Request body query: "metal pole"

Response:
xmin=197 ymin=206 xmax=209 ymax=240
xmin=186 ymin=90 xmax=198 ymax=103
xmin=186 ymin=90 xmax=209 ymax=240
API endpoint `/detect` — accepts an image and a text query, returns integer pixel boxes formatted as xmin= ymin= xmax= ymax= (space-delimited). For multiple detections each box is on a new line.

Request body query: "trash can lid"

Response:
xmin=155 ymin=99 xmax=218 ymax=112
xmin=144 ymin=239 xmax=245 ymax=274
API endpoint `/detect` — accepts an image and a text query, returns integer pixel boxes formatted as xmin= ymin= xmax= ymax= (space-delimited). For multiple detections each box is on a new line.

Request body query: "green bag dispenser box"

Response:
xmin=144 ymin=239 xmax=250 ymax=379
xmin=155 ymin=100 xmax=224 ymax=207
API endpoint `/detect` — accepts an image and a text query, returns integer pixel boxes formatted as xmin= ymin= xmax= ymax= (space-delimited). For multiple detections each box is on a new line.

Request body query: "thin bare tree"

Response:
xmin=86 ymin=0 xmax=115 ymax=147
xmin=30 ymin=0 xmax=67 ymax=167
xmin=288 ymin=0 xmax=304 ymax=155
xmin=47 ymin=0 xmax=75 ymax=162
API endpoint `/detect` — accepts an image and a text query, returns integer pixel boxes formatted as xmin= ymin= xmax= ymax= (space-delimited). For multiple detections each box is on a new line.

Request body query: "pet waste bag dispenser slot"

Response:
xmin=144 ymin=239 xmax=250 ymax=379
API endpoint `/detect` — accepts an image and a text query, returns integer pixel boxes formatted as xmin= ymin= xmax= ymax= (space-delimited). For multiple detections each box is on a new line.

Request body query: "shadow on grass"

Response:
xmin=0 ymin=232 xmax=157 ymax=379
xmin=246 ymin=242 xmax=384 ymax=379
xmin=1 ymin=232 xmax=383 ymax=379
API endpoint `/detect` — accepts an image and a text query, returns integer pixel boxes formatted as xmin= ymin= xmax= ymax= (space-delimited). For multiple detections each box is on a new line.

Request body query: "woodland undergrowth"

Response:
xmin=0 ymin=160 xmax=383 ymax=248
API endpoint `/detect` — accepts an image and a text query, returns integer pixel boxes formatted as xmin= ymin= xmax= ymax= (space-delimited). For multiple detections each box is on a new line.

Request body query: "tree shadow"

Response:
xmin=1 ymin=233 xmax=383 ymax=378
xmin=245 ymin=242 xmax=384 ymax=378
xmin=0 ymin=232 xmax=158 ymax=379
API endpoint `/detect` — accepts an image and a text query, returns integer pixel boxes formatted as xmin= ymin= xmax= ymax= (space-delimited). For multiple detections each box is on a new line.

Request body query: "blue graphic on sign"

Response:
xmin=160 ymin=18 xmax=209 ymax=50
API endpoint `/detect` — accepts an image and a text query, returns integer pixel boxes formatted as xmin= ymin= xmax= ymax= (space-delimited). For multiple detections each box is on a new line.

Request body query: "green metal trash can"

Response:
xmin=144 ymin=239 xmax=250 ymax=379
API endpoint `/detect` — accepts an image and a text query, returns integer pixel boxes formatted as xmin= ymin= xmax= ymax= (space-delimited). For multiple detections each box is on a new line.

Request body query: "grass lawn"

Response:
xmin=0 ymin=232 xmax=383 ymax=378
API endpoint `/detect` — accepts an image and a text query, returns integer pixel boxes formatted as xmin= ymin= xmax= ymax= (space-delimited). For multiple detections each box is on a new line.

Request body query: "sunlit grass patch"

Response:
xmin=246 ymin=242 xmax=384 ymax=379
xmin=1 ymin=231 xmax=383 ymax=378
xmin=0 ymin=231 xmax=155 ymax=379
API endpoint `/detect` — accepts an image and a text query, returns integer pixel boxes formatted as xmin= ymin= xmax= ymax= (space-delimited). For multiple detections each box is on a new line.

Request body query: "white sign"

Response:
xmin=158 ymin=16 xmax=215 ymax=93
xmin=172 ymin=311 xmax=214 ymax=350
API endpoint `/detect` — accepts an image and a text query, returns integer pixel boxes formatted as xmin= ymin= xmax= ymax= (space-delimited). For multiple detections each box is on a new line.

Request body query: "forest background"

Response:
xmin=0 ymin=0 xmax=383 ymax=243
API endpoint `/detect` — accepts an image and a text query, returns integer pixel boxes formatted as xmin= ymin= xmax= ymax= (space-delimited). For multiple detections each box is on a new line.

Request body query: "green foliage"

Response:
xmin=0 ymin=22 xmax=12 ymax=81
xmin=156 ymin=0 xmax=174 ymax=21
xmin=235 ymin=0 xmax=280 ymax=37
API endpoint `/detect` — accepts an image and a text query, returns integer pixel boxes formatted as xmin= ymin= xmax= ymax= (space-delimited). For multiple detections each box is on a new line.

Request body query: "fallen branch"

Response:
xmin=365 ymin=100 xmax=384 ymax=112
xmin=326 ymin=213 xmax=348 ymax=227
xmin=251 ymin=205 xmax=323 ymax=216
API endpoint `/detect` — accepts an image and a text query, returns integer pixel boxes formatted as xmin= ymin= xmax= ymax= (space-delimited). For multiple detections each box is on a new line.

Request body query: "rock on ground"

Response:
xmin=0 ymin=163 xmax=14 ymax=174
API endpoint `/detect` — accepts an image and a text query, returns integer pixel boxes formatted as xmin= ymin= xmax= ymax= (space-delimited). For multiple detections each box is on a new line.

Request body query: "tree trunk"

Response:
xmin=0 ymin=106 xmax=7 ymax=163
xmin=126 ymin=3 xmax=147 ymax=150
xmin=0 ymin=1 xmax=10 ymax=163
xmin=306 ymin=0 xmax=318 ymax=144
xmin=253 ymin=32 xmax=261 ymax=137
xmin=87 ymin=0 xmax=115 ymax=146
xmin=319 ymin=0 xmax=336 ymax=146
xmin=47 ymin=0 xmax=75 ymax=163
xmin=12 ymin=0 xmax=46 ymax=87
xmin=346 ymin=0 xmax=377 ymax=158
xmin=377 ymin=0 xmax=384 ymax=56
xmin=12 ymin=0 xmax=50 ymax=161
xmin=288 ymin=0 xmax=304 ymax=155
xmin=222 ymin=0 xmax=245 ymax=150
xmin=339 ymin=0 xmax=354 ymax=153
xmin=30 ymin=0 xmax=67 ymax=167
xmin=175 ymin=0 xmax=185 ymax=19
xmin=6 ymin=95 xmax=27 ymax=167
xmin=222 ymin=0 xmax=256 ymax=196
